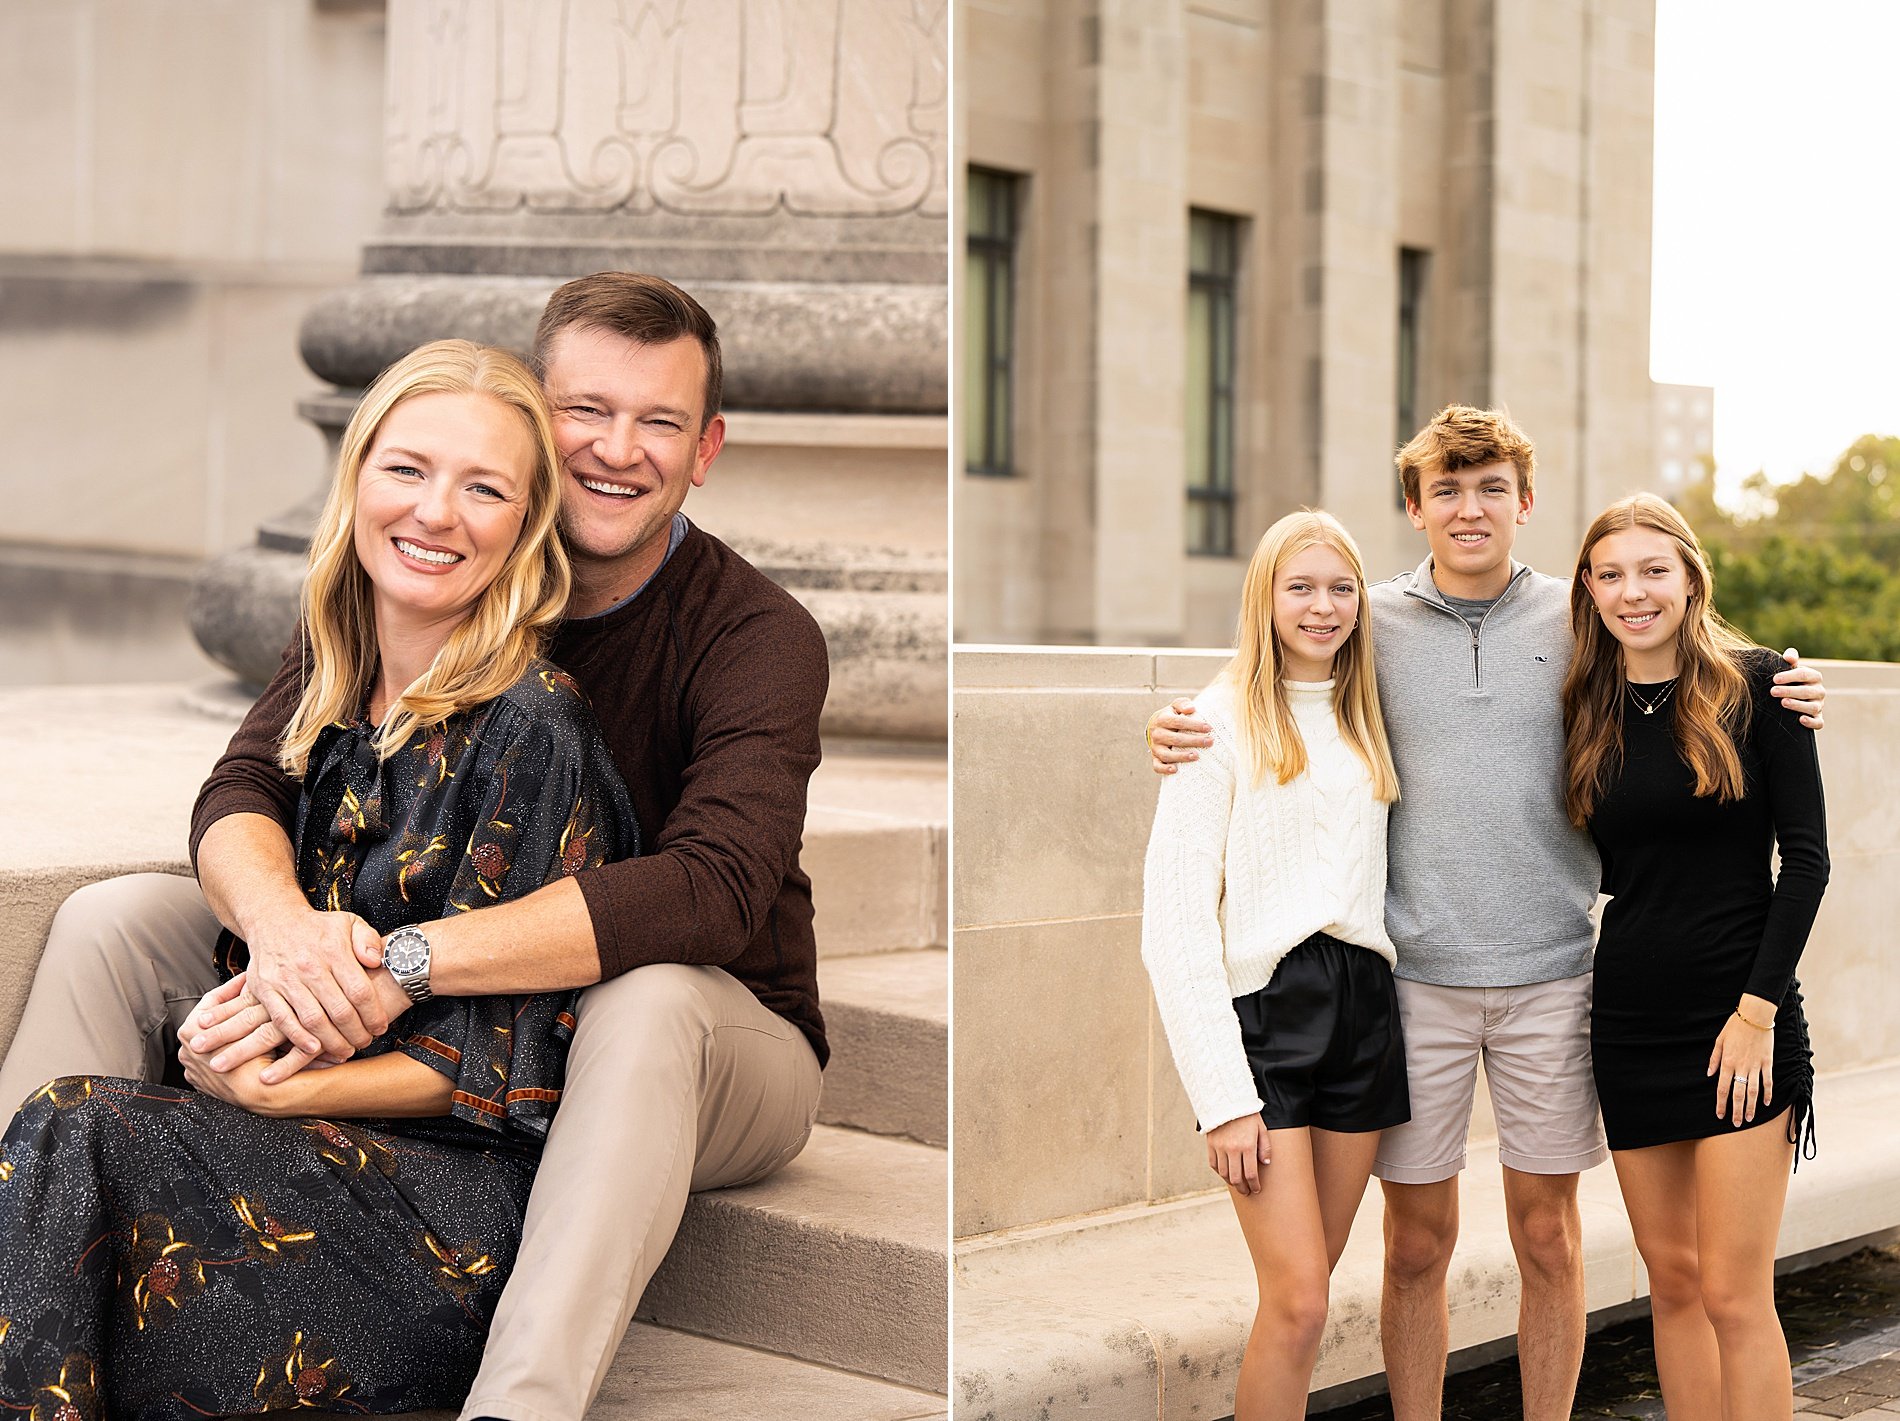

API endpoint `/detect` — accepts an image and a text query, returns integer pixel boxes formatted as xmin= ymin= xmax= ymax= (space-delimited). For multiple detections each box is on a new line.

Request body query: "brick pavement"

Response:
xmin=1794 ymin=1351 xmax=1900 ymax=1418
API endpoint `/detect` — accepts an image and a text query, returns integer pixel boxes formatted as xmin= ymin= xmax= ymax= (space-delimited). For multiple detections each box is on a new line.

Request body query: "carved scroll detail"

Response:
xmin=384 ymin=0 xmax=947 ymax=218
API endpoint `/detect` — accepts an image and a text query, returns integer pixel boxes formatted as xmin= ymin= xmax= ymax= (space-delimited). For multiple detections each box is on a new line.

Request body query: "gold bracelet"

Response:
xmin=1732 ymin=1009 xmax=1775 ymax=1032
xmin=1145 ymin=723 xmax=1156 ymax=753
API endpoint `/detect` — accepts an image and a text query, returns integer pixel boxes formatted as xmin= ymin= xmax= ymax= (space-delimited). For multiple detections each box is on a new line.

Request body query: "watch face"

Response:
xmin=385 ymin=933 xmax=428 ymax=976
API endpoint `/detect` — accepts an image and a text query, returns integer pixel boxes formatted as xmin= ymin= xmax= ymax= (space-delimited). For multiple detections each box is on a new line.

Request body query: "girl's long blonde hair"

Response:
xmin=1561 ymin=493 xmax=1754 ymax=826
xmin=278 ymin=339 xmax=570 ymax=775
xmin=1229 ymin=510 xmax=1399 ymax=802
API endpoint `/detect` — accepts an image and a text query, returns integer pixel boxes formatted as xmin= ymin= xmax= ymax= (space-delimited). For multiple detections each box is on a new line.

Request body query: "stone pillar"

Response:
xmin=1308 ymin=0 xmax=1404 ymax=580
xmin=1088 ymin=0 xmax=1189 ymax=646
xmin=192 ymin=0 xmax=949 ymax=741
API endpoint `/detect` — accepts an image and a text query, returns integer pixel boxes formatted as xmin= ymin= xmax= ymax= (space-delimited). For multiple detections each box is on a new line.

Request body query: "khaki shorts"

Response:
xmin=1372 ymin=973 xmax=1608 ymax=1184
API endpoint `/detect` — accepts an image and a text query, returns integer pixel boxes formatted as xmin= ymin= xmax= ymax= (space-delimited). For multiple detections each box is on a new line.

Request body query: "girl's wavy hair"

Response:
xmin=1228 ymin=509 xmax=1399 ymax=803
xmin=1562 ymin=493 xmax=1754 ymax=827
xmin=278 ymin=339 xmax=570 ymax=776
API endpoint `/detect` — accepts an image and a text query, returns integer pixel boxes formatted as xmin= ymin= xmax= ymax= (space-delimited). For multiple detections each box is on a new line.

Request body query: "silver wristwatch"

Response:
xmin=381 ymin=924 xmax=434 ymax=1005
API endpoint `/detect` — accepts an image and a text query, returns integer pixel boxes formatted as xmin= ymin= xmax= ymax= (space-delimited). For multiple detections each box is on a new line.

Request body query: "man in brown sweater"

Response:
xmin=0 ymin=274 xmax=828 ymax=1421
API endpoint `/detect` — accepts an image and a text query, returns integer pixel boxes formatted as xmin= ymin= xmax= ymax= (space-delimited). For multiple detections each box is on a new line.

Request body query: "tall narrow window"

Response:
xmin=1396 ymin=247 xmax=1429 ymax=449
xmin=1187 ymin=211 xmax=1240 ymax=557
xmin=965 ymin=167 xmax=1019 ymax=476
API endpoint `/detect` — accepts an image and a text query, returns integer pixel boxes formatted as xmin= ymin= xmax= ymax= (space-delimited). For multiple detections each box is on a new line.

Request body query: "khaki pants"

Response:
xmin=0 ymin=873 xmax=824 ymax=1421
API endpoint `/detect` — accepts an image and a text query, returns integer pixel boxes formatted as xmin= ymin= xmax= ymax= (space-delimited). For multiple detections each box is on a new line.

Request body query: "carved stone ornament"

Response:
xmin=385 ymin=0 xmax=948 ymax=220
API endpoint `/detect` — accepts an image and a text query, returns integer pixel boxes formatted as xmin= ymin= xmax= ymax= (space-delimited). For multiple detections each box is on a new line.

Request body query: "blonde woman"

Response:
xmin=1564 ymin=494 xmax=1826 ymax=1421
xmin=1142 ymin=509 xmax=1407 ymax=1420
xmin=0 ymin=341 xmax=637 ymax=1415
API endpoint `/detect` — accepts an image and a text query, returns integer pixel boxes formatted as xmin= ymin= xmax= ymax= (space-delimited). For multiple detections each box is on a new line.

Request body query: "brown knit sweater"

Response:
xmin=189 ymin=523 xmax=830 ymax=1066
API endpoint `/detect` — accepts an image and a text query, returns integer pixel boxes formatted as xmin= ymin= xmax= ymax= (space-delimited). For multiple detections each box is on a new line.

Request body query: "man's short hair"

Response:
xmin=532 ymin=271 xmax=724 ymax=425
xmin=1395 ymin=404 xmax=1537 ymax=507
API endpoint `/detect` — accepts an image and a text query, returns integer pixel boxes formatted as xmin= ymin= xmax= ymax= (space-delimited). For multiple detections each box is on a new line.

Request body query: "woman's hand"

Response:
xmin=1149 ymin=699 xmax=1213 ymax=775
xmin=178 ymin=1037 xmax=309 ymax=1118
xmin=1206 ymin=1113 xmax=1272 ymax=1195
xmin=1708 ymin=995 xmax=1777 ymax=1127
xmin=185 ymin=971 xmax=399 ymax=1084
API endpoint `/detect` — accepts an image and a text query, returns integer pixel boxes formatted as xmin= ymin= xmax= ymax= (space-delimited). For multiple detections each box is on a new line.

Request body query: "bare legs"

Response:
xmin=1380 ymin=1177 xmax=1457 ymax=1420
xmin=1501 ymin=1168 xmax=1587 ymax=1421
xmin=1380 ymin=1170 xmax=1585 ymax=1421
xmin=1227 ymin=1127 xmax=1381 ymax=1421
xmin=1614 ymin=1126 xmax=1796 ymax=1421
xmin=1611 ymin=1143 xmax=1721 ymax=1420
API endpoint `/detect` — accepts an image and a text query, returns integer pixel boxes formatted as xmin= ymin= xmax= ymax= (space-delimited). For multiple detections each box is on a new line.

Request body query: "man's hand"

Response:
xmin=1770 ymin=647 xmax=1825 ymax=730
xmin=239 ymin=905 xmax=390 ymax=1061
xmin=185 ymin=970 xmax=410 ymax=1085
xmin=1206 ymin=1113 xmax=1272 ymax=1195
xmin=1148 ymin=698 xmax=1213 ymax=775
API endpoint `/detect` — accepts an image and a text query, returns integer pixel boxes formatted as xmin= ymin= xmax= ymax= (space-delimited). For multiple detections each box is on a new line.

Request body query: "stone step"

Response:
xmin=640 ymin=1122 xmax=947 ymax=1392
xmin=595 ymin=1323 xmax=947 ymax=1419
xmin=307 ymin=1320 xmax=949 ymax=1420
xmin=0 ymin=685 xmax=946 ymax=1043
xmin=818 ymin=948 xmax=947 ymax=1146
xmin=802 ymin=743 xmax=947 ymax=958
xmin=953 ymin=1059 xmax=1900 ymax=1421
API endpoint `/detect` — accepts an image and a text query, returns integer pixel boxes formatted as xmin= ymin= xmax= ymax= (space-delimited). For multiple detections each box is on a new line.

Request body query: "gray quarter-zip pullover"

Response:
xmin=1367 ymin=556 xmax=1600 ymax=986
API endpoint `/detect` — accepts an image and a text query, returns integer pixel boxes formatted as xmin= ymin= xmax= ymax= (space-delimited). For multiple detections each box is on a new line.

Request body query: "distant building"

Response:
xmin=957 ymin=0 xmax=1659 ymax=646
xmin=1653 ymin=382 xmax=1715 ymax=498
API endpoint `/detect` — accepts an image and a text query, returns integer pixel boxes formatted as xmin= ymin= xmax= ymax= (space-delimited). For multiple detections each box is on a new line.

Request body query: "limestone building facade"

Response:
xmin=957 ymin=0 xmax=1659 ymax=646
xmin=0 ymin=1 xmax=384 ymax=563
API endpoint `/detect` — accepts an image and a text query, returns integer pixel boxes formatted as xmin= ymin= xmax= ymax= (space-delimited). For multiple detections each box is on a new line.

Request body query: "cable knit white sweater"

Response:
xmin=1140 ymin=676 xmax=1397 ymax=1132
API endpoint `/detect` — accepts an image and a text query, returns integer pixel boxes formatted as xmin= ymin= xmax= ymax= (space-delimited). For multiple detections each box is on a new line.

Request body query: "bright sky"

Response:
xmin=1650 ymin=1 xmax=1900 ymax=499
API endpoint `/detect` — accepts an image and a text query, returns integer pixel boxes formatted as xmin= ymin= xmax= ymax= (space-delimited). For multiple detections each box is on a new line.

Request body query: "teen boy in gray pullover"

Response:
xmin=1372 ymin=556 xmax=1597 ymax=989
xmin=1147 ymin=405 xmax=1827 ymax=1421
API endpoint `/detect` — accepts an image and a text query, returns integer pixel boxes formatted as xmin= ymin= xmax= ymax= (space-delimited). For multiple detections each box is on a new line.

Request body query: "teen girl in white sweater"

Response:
xmin=1141 ymin=509 xmax=1407 ymax=1420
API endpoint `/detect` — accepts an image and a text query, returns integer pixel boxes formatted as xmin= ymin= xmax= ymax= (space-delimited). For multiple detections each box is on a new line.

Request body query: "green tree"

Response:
xmin=1676 ymin=435 xmax=1900 ymax=662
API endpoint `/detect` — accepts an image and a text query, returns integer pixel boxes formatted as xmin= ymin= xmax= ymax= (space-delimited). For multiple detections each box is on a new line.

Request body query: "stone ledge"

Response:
xmin=953 ymin=1058 xmax=1900 ymax=1421
xmin=819 ymin=949 xmax=947 ymax=1146
xmin=298 ymin=275 xmax=947 ymax=412
xmin=722 ymin=411 xmax=948 ymax=451
xmin=299 ymin=1319 xmax=950 ymax=1420
xmin=642 ymin=1124 xmax=947 ymax=1392
xmin=592 ymin=1323 xmax=947 ymax=1420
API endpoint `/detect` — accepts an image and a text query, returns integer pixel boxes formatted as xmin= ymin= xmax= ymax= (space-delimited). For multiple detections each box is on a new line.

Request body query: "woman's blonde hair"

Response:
xmin=278 ymin=339 xmax=570 ymax=775
xmin=1228 ymin=509 xmax=1399 ymax=802
xmin=1562 ymin=493 xmax=1754 ymax=826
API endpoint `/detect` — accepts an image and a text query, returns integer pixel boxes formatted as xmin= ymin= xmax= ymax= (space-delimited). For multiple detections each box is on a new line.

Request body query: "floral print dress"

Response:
xmin=0 ymin=659 xmax=638 ymax=1418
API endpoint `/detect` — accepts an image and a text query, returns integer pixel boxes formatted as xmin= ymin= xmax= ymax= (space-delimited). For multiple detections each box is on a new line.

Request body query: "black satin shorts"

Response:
xmin=1231 ymin=932 xmax=1410 ymax=1133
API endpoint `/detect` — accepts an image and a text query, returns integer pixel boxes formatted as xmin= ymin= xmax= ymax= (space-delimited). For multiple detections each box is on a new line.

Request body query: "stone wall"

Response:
xmin=956 ymin=0 xmax=1658 ymax=646
xmin=0 ymin=0 xmax=385 ymax=559
xmin=953 ymin=646 xmax=1900 ymax=1237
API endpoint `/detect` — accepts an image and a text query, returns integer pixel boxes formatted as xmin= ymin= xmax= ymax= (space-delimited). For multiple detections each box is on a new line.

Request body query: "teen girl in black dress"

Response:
xmin=1563 ymin=493 xmax=1827 ymax=1421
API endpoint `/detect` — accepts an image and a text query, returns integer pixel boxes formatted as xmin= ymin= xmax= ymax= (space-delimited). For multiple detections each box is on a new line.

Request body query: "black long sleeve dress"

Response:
xmin=0 ymin=660 xmax=637 ymax=1419
xmin=1588 ymin=648 xmax=1829 ymax=1153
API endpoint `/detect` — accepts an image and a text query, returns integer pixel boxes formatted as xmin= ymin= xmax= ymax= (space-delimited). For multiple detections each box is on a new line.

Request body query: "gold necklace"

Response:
xmin=1625 ymin=678 xmax=1680 ymax=716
